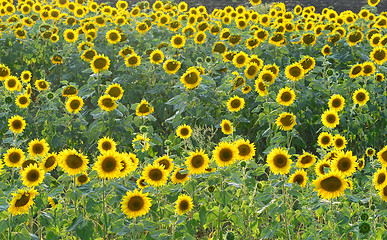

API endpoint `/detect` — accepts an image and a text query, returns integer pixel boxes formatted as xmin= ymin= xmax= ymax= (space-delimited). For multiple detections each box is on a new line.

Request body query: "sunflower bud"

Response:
xmin=140 ymin=126 xmax=147 ymax=133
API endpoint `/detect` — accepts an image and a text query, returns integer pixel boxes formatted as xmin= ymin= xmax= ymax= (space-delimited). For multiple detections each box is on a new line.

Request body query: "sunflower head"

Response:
xmin=266 ymin=147 xmax=292 ymax=175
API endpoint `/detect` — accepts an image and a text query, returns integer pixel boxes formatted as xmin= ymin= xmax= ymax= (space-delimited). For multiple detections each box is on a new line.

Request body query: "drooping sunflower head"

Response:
xmin=8 ymin=115 xmax=26 ymax=134
xmin=28 ymin=139 xmax=49 ymax=157
xmin=313 ymin=171 xmax=346 ymax=199
xmin=213 ymin=142 xmax=238 ymax=168
xmin=21 ymin=163 xmax=45 ymax=187
xmin=90 ymin=54 xmax=110 ymax=73
xmin=266 ymin=147 xmax=292 ymax=175
xmin=276 ymin=87 xmax=296 ymax=106
xmin=289 ymin=169 xmax=308 ymax=188
xmin=58 ymin=148 xmax=89 ymax=176
xmin=93 ymin=150 xmax=122 ymax=179
xmin=227 ymin=95 xmax=245 ymax=112
xmin=331 ymin=151 xmax=357 ymax=177
xmin=4 ymin=147 xmax=25 ymax=168
xmin=175 ymin=194 xmax=193 ymax=215
xmin=185 ymin=149 xmax=209 ymax=174
xmin=352 ymin=88 xmax=369 ymax=106
xmin=285 ymin=62 xmax=305 ymax=81
xmin=98 ymin=95 xmax=117 ymax=112
xmin=97 ymin=135 xmax=117 ymax=154
xmin=8 ymin=188 xmax=38 ymax=215
xmin=220 ymin=119 xmax=233 ymax=135
xmin=276 ymin=112 xmax=297 ymax=131
xmin=135 ymin=99 xmax=154 ymax=117
xmin=121 ymin=188 xmax=152 ymax=218
xmin=234 ymin=139 xmax=256 ymax=161
xmin=41 ymin=153 xmax=58 ymax=172
xmin=297 ymin=152 xmax=317 ymax=168
xmin=321 ymin=109 xmax=340 ymax=129
xmin=176 ymin=124 xmax=192 ymax=139
xmin=65 ymin=96 xmax=84 ymax=114
xmin=141 ymin=163 xmax=168 ymax=187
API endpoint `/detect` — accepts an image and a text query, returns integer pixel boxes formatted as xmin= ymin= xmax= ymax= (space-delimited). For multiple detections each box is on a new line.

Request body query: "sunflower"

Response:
xmin=234 ymin=139 xmax=256 ymax=161
xmin=125 ymin=54 xmax=141 ymax=67
xmin=90 ymin=54 xmax=110 ymax=74
xmin=321 ymin=109 xmax=340 ymax=129
xmin=368 ymin=0 xmax=380 ymax=6
xmin=163 ymin=59 xmax=181 ymax=74
xmin=105 ymin=83 xmax=124 ymax=100
xmin=3 ymin=148 xmax=25 ymax=168
xmin=289 ymin=169 xmax=308 ymax=187
xmin=276 ymin=87 xmax=295 ymax=106
xmin=105 ymin=29 xmax=121 ymax=44
xmin=132 ymin=135 xmax=150 ymax=152
xmin=180 ymin=68 xmax=202 ymax=90
xmin=41 ymin=153 xmax=57 ymax=172
xmin=370 ymin=47 xmax=387 ymax=65
xmin=65 ymin=96 xmax=83 ymax=114
xmin=297 ymin=152 xmax=317 ymax=168
xmin=81 ymin=49 xmax=97 ymax=62
xmin=8 ymin=188 xmax=38 ymax=215
xmin=213 ymin=142 xmax=238 ymax=168
xmin=227 ymin=96 xmax=245 ymax=112
xmin=0 ymin=64 xmax=11 ymax=80
xmin=63 ymin=29 xmax=78 ymax=43
xmin=366 ymin=147 xmax=375 ymax=157
xmin=5 ymin=76 xmax=21 ymax=92
xmin=28 ymin=139 xmax=49 ymax=157
xmin=176 ymin=124 xmax=192 ymax=139
xmin=331 ymin=151 xmax=357 ymax=177
xmin=361 ymin=62 xmax=375 ymax=76
xmin=233 ymin=51 xmax=249 ymax=68
xmin=76 ymin=173 xmax=90 ymax=185
xmin=220 ymin=119 xmax=233 ymax=135
xmin=373 ymin=168 xmax=387 ymax=190
xmin=149 ymin=49 xmax=164 ymax=65
xmin=328 ymin=94 xmax=345 ymax=111
xmin=58 ymin=148 xmax=89 ymax=175
xmin=185 ymin=149 xmax=209 ymax=175
xmin=136 ymin=99 xmax=154 ymax=117
xmin=276 ymin=112 xmax=297 ymax=131
xmin=313 ymin=171 xmax=346 ymax=199
xmin=175 ymin=194 xmax=193 ymax=215
xmin=171 ymin=168 xmax=190 ymax=184
xmin=154 ymin=155 xmax=174 ymax=173
xmin=171 ymin=34 xmax=185 ymax=48
xmin=20 ymin=71 xmax=32 ymax=83
xmin=21 ymin=164 xmax=45 ymax=187
xmin=121 ymin=188 xmax=152 ymax=218
xmin=266 ymin=147 xmax=292 ymax=175
xmin=321 ymin=45 xmax=332 ymax=56
xmin=93 ymin=151 xmax=122 ymax=179
xmin=98 ymin=95 xmax=117 ymax=112
xmin=352 ymin=88 xmax=369 ymax=106
xmin=377 ymin=145 xmax=387 ymax=166
xmin=357 ymin=158 xmax=365 ymax=171
xmin=142 ymin=163 xmax=168 ymax=187
xmin=255 ymin=80 xmax=268 ymax=96
xmin=285 ymin=63 xmax=305 ymax=81
xmin=333 ymin=134 xmax=347 ymax=150
xmin=243 ymin=63 xmax=259 ymax=79
xmin=8 ymin=115 xmax=26 ymax=134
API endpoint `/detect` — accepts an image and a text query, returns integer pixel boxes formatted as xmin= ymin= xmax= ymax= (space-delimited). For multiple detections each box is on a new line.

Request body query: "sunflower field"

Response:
xmin=0 ymin=0 xmax=387 ymax=238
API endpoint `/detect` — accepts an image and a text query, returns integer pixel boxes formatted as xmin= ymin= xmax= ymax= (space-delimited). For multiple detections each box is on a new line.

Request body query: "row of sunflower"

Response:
xmin=0 ymin=0 xmax=386 ymax=238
